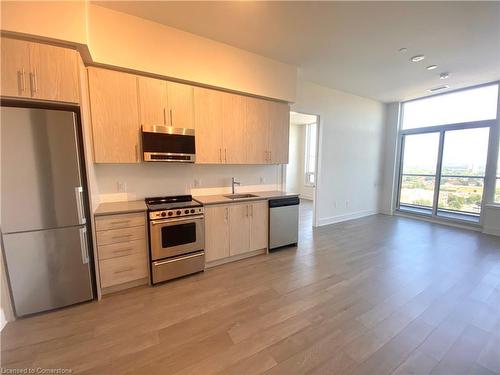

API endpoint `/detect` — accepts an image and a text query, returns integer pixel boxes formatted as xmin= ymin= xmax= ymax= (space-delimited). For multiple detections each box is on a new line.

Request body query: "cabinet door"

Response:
xmin=29 ymin=42 xmax=79 ymax=103
xmin=1 ymin=38 xmax=31 ymax=98
xmin=88 ymin=68 xmax=140 ymax=163
xmin=204 ymin=205 xmax=230 ymax=262
xmin=167 ymin=81 xmax=194 ymax=129
xmin=229 ymin=204 xmax=251 ymax=256
xmin=249 ymin=201 xmax=268 ymax=251
xmin=245 ymin=97 xmax=269 ymax=164
xmin=194 ymin=87 xmax=224 ymax=163
xmin=268 ymin=101 xmax=290 ymax=164
xmin=222 ymin=92 xmax=246 ymax=164
xmin=137 ymin=76 xmax=168 ymax=126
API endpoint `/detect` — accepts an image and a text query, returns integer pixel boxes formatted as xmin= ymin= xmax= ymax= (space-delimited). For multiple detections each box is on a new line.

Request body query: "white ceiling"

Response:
xmin=94 ymin=1 xmax=500 ymax=103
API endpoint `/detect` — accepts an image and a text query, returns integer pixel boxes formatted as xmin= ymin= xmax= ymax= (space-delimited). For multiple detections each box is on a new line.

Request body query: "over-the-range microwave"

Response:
xmin=141 ymin=125 xmax=195 ymax=162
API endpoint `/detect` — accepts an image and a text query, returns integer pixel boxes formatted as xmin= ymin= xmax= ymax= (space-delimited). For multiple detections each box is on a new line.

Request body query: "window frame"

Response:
xmin=304 ymin=122 xmax=317 ymax=187
xmin=395 ymin=81 xmax=500 ymax=224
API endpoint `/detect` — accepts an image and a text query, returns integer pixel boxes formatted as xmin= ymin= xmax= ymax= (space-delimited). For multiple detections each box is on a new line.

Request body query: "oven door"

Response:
xmin=149 ymin=215 xmax=204 ymax=260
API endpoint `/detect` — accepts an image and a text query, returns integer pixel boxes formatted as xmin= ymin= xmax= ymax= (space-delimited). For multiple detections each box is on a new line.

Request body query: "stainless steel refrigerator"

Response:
xmin=1 ymin=106 xmax=94 ymax=317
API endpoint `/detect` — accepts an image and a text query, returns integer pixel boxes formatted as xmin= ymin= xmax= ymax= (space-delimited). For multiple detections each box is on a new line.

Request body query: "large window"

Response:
xmin=304 ymin=123 xmax=317 ymax=186
xmin=496 ymin=150 xmax=500 ymax=204
xmin=402 ymin=84 xmax=498 ymax=130
xmin=398 ymin=83 xmax=499 ymax=223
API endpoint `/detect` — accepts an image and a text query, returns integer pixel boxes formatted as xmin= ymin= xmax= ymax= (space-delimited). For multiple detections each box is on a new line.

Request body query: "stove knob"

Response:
xmin=185 ymin=209 xmax=190 ymax=214
xmin=168 ymin=211 xmax=173 ymax=216
xmin=176 ymin=210 xmax=181 ymax=215
xmin=190 ymin=209 xmax=195 ymax=213
xmin=161 ymin=212 xmax=166 ymax=217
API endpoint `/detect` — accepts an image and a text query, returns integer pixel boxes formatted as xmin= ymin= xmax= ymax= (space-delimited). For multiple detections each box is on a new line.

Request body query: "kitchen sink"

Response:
xmin=223 ymin=193 xmax=258 ymax=200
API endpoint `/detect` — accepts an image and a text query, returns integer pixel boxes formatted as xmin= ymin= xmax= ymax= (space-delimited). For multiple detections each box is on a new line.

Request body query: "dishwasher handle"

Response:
xmin=269 ymin=196 xmax=300 ymax=208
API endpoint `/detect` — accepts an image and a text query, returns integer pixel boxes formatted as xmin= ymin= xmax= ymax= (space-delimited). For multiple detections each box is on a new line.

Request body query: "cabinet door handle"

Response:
xmin=112 ymin=234 xmax=133 ymax=240
xmin=30 ymin=70 xmax=38 ymax=94
xmin=219 ymin=148 xmax=222 ymax=163
xmin=225 ymin=207 xmax=228 ymax=221
xmin=251 ymin=205 xmax=253 ymax=217
xmin=224 ymin=148 xmax=227 ymax=163
xmin=246 ymin=205 xmax=249 ymax=217
xmin=19 ymin=69 xmax=26 ymax=94
xmin=114 ymin=267 xmax=134 ymax=274
xmin=163 ymin=108 xmax=167 ymax=125
xmin=169 ymin=109 xmax=173 ymax=126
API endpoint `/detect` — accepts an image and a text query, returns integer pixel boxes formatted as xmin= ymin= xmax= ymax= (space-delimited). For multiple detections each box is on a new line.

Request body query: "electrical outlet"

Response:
xmin=194 ymin=179 xmax=201 ymax=188
xmin=260 ymin=176 xmax=265 ymax=184
xmin=334 ymin=201 xmax=337 ymax=208
xmin=345 ymin=201 xmax=349 ymax=208
xmin=117 ymin=181 xmax=127 ymax=193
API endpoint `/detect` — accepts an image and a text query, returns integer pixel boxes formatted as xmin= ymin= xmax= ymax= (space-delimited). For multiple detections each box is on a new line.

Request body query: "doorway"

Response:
xmin=285 ymin=111 xmax=320 ymax=228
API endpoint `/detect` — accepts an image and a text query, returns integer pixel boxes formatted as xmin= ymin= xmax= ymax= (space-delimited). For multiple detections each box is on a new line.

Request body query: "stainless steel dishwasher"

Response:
xmin=269 ymin=196 xmax=300 ymax=250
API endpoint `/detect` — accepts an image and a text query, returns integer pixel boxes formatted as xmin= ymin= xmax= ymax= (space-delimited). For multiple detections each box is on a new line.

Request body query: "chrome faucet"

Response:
xmin=231 ymin=177 xmax=241 ymax=195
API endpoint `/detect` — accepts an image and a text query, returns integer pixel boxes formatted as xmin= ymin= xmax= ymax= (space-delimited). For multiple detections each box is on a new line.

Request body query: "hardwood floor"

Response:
xmin=2 ymin=202 xmax=500 ymax=374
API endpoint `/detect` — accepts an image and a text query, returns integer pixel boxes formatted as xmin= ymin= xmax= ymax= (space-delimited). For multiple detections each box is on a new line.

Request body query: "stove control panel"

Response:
xmin=149 ymin=207 xmax=204 ymax=220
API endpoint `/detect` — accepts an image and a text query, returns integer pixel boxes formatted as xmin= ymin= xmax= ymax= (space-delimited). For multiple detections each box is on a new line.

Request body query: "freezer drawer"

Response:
xmin=269 ymin=200 xmax=299 ymax=250
xmin=2 ymin=226 xmax=93 ymax=317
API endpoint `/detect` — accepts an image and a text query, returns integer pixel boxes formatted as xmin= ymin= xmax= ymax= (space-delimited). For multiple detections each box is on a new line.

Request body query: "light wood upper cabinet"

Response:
xmin=1 ymin=38 xmax=31 ymax=98
xmin=29 ymin=42 xmax=79 ymax=103
xmin=245 ymin=97 xmax=270 ymax=164
xmin=204 ymin=206 xmax=230 ymax=262
xmin=229 ymin=204 xmax=251 ymax=256
xmin=88 ymin=67 xmax=140 ymax=163
xmin=194 ymin=87 xmax=224 ymax=163
xmin=167 ymin=81 xmax=194 ymax=129
xmin=222 ymin=92 xmax=247 ymax=164
xmin=268 ymin=101 xmax=290 ymax=164
xmin=1 ymin=37 xmax=79 ymax=103
xmin=249 ymin=201 xmax=268 ymax=251
xmin=137 ymin=76 xmax=168 ymax=126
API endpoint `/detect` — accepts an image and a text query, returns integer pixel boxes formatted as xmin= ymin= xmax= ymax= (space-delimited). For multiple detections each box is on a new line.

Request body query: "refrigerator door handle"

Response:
xmin=79 ymin=227 xmax=89 ymax=264
xmin=75 ymin=187 xmax=86 ymax=224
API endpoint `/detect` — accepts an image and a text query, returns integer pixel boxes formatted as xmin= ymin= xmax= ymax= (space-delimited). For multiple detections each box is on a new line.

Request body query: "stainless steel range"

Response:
xmin=145 ymin=195 xmax=205 ymax=284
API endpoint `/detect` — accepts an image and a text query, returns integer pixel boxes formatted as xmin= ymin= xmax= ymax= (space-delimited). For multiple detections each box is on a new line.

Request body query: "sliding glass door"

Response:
xmin=437 ymin=128 xmax=489 ymax=221
xmin=397 ymin=83 xmax=499 ymax=224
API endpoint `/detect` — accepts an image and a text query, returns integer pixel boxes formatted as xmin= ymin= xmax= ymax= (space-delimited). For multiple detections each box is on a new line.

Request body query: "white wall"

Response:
xmin=95 ymin=164 xmax=282 ymax=202
xmin=292 ymin=79 xmax=386 ymax=225
xmin=286 ymin=124 xmax=314 ymax=200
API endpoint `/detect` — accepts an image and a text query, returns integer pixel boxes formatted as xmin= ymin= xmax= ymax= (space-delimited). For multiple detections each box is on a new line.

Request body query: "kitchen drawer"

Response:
xmin=96 ymin=212 xmax=145 ymax=231
xmin=99 ymin=252 xmax=148 ymax=288
xmin=96 ymin=225 xmax=145 ymax=246
xmin=98 ymin=239 xmax=146 ymax=260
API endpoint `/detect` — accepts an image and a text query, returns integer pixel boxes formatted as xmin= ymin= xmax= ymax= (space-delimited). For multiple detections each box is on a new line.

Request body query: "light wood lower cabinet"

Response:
xmin=204 ymin=201 xmax=268 ymax=264
xmin=229 ymin=204 xmax=251 ymax=256
xmin=204 ymin=205 xmax=230 ymax=262
xmin=95 ymin=212 xmax=148 ymax=292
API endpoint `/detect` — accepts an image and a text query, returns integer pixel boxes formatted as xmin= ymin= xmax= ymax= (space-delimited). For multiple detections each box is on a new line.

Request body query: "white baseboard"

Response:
xmin=483 ymin=226 xmax=500 ymax=237
xmin=317 ymin=210 xmax=377 ymax=226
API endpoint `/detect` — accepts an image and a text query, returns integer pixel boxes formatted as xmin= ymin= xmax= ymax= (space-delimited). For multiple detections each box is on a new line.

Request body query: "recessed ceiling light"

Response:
xmin=428 ymin=85 xmax=450 ymax=92
xmin=410 ymin=55 xmax=425 ymax=62
xmin=426 ymin=65 xmax=438 ymax=70
xmin=440 ymin=72 xmax=449 ymax=80
xmin=398 ymin=48 xmax=408 ymax=53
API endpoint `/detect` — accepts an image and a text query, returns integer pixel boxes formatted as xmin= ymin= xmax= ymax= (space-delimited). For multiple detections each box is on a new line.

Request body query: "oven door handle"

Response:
xmin=151 ymin=215 xmax=204 ymax=225
xmin=153 ymin=251 xmax=205 ymax=266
